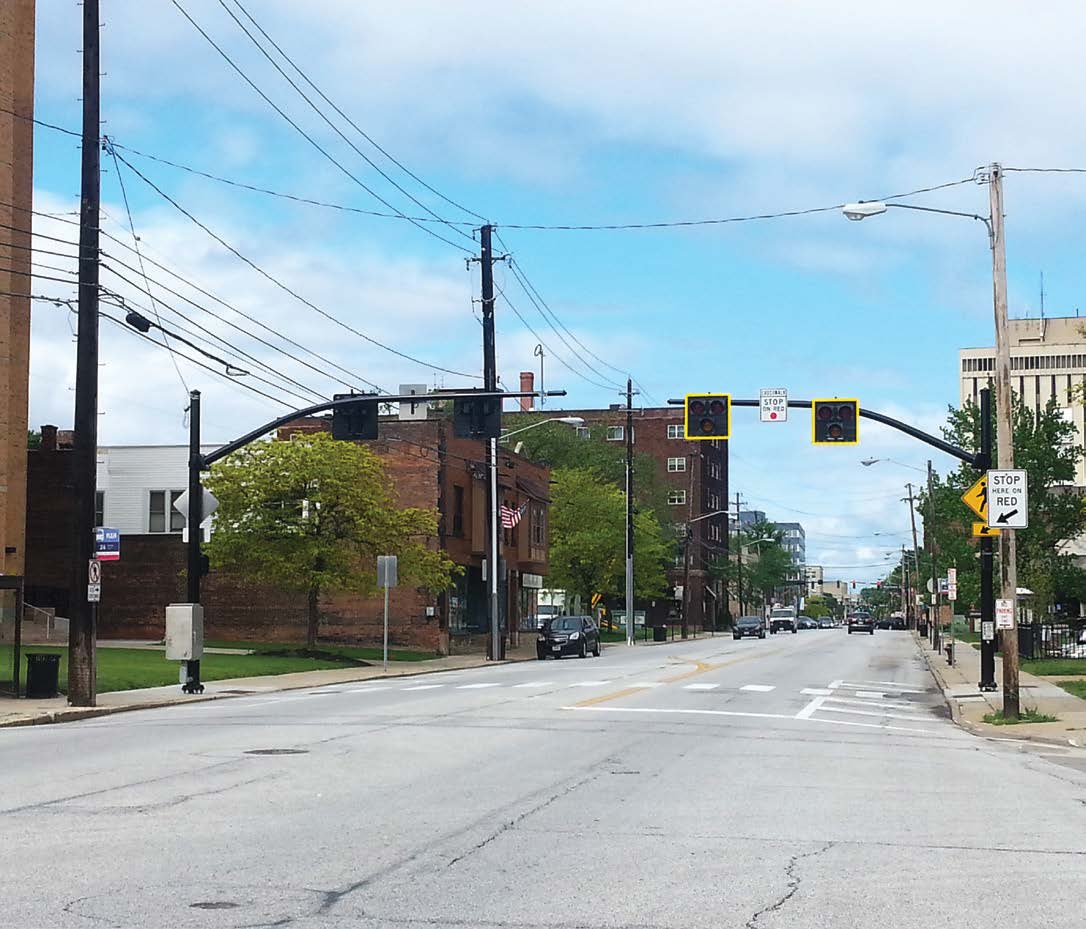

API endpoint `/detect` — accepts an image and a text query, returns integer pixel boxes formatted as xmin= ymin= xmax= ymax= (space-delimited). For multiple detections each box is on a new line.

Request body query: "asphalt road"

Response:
xmin=4 ymin=628 xmax=1086 ymax=928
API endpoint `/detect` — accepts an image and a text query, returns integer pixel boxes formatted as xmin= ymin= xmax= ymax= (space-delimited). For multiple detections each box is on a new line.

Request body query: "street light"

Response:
xmin=844 ymin=165 xmax=1020 ymax=715
xmin=735 ymin=535 xmax=775 ymax=616
xmin=861 ymin=457 xmax=926 ymax=474
xmin=499 ymin=416 xmax=584 ymax=440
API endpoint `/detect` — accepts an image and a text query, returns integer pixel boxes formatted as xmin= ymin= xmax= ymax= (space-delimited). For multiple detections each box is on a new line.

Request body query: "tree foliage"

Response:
xmin=803 ymin=594 xmax=830 ymax=618
xmin=205 ymin=434 xmax=458 ymax=645
xmin=547 ymin=467 xmax=670 ymax=607
xmin=711 ymin=521 xmax=792 ymax=611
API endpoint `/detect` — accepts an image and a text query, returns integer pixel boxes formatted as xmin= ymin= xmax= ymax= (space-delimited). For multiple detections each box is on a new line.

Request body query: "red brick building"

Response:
xmin=24 ymin=416 xmax=550 ymax=655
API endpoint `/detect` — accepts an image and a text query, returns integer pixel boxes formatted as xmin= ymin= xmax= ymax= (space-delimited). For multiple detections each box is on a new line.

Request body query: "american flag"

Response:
xmin=501 ymin=501 xmax=529 ymax=529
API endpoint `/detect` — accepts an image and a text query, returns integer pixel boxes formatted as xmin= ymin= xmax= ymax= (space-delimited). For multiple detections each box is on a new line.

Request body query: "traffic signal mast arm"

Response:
xmin=668 ymin=398 xmax=982 ymax=466
xmin=202 ymin=389 xmax=565 ymax=468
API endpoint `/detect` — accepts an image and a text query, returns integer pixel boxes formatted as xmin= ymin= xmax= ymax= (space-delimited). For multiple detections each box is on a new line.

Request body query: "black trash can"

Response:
xmin=652 ymin=625 xmax=667 ymax=642
xmin=25 ymin=653 xmax=61 ymax=699
xmin=918 ymin=621 xmax=929 ymax=638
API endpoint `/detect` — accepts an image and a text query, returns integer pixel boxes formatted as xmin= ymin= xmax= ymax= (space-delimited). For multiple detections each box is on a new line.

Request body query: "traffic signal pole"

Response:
xmin=183 ymin=389 xmax=203 ymax=693
xmin=69 ymin=0 xmax=101 ymax=707
xmin=927 ymin=459 xmax=941 ymax=654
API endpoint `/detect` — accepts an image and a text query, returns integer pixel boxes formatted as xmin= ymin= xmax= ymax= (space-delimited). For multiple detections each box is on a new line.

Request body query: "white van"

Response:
xmin=768 ymin=606 xmax=798 ymax=634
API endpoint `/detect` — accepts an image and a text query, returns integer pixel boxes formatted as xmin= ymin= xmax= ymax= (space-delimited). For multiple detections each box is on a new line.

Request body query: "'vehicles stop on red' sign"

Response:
xmin=759 ymin=387 xmax=787 ymax=422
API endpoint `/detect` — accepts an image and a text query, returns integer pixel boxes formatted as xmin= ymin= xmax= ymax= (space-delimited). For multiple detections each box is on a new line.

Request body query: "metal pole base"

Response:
xmin=181 ymin=659 xmax=204 ymax=694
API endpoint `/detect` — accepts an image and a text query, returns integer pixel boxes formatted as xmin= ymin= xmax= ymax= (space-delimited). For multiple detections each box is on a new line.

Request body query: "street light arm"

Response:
xmin=885 ymin=202 xmax=994 ymax=243
xmin=499 ymin=417 xmax=583 ymax=440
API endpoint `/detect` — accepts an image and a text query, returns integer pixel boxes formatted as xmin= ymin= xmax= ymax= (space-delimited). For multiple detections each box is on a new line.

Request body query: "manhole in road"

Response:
xmin=190 ymin=902 xmax=240 ymax=910
xmin=244 ymin=748 xmax=309 ymax=756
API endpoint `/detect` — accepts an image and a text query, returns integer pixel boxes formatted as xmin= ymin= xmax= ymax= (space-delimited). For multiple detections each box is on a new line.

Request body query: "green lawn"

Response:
xmin=982 ymin=708 xmax=1061 ymax=725
xmin=1021 ymin=658 xmax=1086 ymax=677
xmin=204 ymin=640 xmax=436 ymax=662
xmin=1 ymin=642 xmax=433 ymax=695
xmin=1055 ymin=679 xmax=1086 ymax=701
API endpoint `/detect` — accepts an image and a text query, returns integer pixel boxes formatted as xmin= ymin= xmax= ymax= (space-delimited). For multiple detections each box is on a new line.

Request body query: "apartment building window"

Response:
xmin=708 ymin=492 xmax=720 ymax=511
xmin=667 ymin=456 xmax=686 ymax=472
xmin=575 ymin=426 xmax=591 ymax=439
xmin=708 ymin=522 xmax=721 ymax=542
xmin=606 ymin=425 xmax=624 ymax=442
xmin=668 ymin=490 xmax=687 ymax=506
xmin=149 ymin=490 xmax=185 ymax=533
xmin=709 ymin=460 xmax=721 ymax=480
xmin=667 ymin=424 xmax=683 ymax=440
xmin=94 ymin=491 xmax=105 ymax=528
xmin=530 ymin=504 xmax=546 ymax=547
xmin=452 ymin=485 xmax=464 ymax=536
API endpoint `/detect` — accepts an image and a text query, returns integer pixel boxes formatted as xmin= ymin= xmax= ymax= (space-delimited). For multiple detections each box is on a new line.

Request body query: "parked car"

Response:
xmin=733 ymin=616 xmax=766 ymax=640
xmin=817 ymin=617 xmax=835 ymax=629
xmin=875 ymin=617 xmax=893 ymax=630
xmin=848 ymin=612 xmax=875 ymax=635
xmin=768 ymin=606 xmax=798 ymax=634
xmin=537 ymin=615 xmax=600 ymax=659
xmin=797 ymin=616 xmax=819 ymax=630
xmin=889 ymin=615 xmax=907 ymax=630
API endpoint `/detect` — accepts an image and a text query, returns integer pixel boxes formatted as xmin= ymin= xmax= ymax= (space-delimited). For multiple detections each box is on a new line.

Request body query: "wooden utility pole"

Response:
xmin=988 ymin=163 xmax=1020 ymax=718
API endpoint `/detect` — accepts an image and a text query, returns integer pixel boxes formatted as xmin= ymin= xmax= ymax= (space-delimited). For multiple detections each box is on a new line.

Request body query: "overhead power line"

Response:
xmin=168 ymin=0 xmax=474 ymax=254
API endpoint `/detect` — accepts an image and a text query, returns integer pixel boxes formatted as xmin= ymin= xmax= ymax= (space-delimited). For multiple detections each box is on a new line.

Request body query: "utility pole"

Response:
xmin=68 ymin=0 xmax=101 ymax=707
xmin=988 ymin=163 xmax=1020 ymax=718
xmin=927 ymin=460 xmax=940 ymax=653
xmin=480 ymin=225 xmax=502 ymax=662
xmin=734 ymin=492 xmax=743 ymax=616
xmin=905 ymin=482 xmax=921 ymax=630
xmin=900 ymin=545 xmax=909 ymax=622
xmin=624 ymin=378 xmax=634 ymax=646
xmin=184 ymin=389 xmax=203 ymax=692
xmin=978 ymin=387 xmax=997 ymax=691
xmin=681 ymin=450 xmax=696 ymax=639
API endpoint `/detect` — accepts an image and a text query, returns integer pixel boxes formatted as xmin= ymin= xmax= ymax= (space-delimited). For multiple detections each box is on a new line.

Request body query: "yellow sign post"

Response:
xmin=961 ymin=475 xmax=988 ymax=521
xmin=972 ymin=522 xmax=1000 ymax=539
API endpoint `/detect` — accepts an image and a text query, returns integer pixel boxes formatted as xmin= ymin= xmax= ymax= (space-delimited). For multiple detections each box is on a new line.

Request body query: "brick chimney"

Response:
xmin=40 ymin=424 xmax=58 ymax=451
xmin=519 ymin=371 xmax=535 ymax=411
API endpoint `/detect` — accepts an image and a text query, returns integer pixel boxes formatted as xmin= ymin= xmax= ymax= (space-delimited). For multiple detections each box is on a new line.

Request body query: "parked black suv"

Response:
xmin=733 ymin=616 xmax=766 ymax=640
xmin=848 ymin=612 xmax=875 ymax=635
xmin=537 ymin=615 xmax=601 ymax=659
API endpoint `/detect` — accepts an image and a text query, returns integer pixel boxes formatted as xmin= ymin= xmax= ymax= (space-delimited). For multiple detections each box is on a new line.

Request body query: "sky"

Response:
xmin=22 ymin=0 xmax=1086 ymax=586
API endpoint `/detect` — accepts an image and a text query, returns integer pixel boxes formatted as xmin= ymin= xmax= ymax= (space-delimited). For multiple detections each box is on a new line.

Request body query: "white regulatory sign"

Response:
xmin=759 ymin=387 xmax=788 ymax=423
xmin=88 ymin=559 xmax=102 ymax=585
xmin=987 ymin=469 xmax=1028 ymax=529
xmin=995 ymin=598 xmax=1015 ymax=629
xmin=87 ymin=583 xmax=101 ymax=603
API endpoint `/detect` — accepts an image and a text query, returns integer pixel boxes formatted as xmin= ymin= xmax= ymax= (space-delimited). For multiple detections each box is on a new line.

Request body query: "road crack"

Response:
xmin=745 ymin=841 xmax=834 ymax=929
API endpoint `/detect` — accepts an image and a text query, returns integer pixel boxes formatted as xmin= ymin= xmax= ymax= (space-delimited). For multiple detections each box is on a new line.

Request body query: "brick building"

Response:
xmin=554 ymin=401 xmax=729 ymax=630
xmin=24 ymin=416 xmax=550 ymax=654
xmin=0 ymin=1 xmax=35 ymax=588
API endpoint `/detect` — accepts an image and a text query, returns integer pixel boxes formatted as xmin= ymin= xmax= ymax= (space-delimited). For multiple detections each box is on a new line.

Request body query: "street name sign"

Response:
xmin=996 ymin=598 xmax=1015 ymax=629
xmin=947 ymin=567 xmax=957 ymax=602
xmin=961 ymin=475 xmax=987 ymax=521
xmin=972 ymin=522 xmax=1000 ymax=538
xmin=759 ymin=388 xmax=788 ymax=422
xmin=987 ymin=469 xmax=1028 ymax=529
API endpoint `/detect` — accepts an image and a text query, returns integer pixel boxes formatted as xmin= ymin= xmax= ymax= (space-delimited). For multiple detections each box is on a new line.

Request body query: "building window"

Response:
xmin=667 ymin=424 xmax=683 ymax=440
xmin=149 ymin=490 xmax=184 ymax=533
xmin=709 ymin=460 xmax=721 ymax=480
xmin=575 ymin=426 xmax=590 ymax=439
xmin=708 ymin=492 xmax=720 ymax=510
xmin=94 ymin=491 xmax=105 ymax=528
xmin=530 ymin=503 xmax=546 ymax=553
xmin=668 ymin=490 xmax=687 ymax=506
xmin=708 ymin=522 xmax=721 ymax=542
xmin=606 ymin=425 xmax=624 ymax=442
xmin=667 ymin=457 xmax=686 ymax=472
xmin=452 ymin=485 xmax=464 ymax=536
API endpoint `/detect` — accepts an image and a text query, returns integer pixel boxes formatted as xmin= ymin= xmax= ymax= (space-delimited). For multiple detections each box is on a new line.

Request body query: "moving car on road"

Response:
xmin=734 ymin=616 xmax=767 ymax=640
xmin=817 ymin=617 xmax=835 ymax=629
xmin=797 ymin=615 xmax=819 ymax=629
xmin=537 ymin=615 xmax=601 ymax=659
xmin=848 ymin=612 xmax=875 ymax=635
xmin=768 ymin=606 xmax=798 ymax=634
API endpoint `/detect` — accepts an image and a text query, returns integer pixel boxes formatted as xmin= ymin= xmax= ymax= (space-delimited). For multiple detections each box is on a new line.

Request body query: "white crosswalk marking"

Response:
xmin=402 ymin=684 xmax=444 ymax=691
xmin=801 ymin=688 xmax=833 ymax=696
xmin=741 ymin=684 xmax=775 ymax=692
xmin=856 ymin=690 xmax=886 ymax=699
xmin=456 ymin=683 xmax=501 ymax=690
xmin=818 ymin=704 xmax=929 ymax=722
xmin=683 ymin=683 xmax=719 ymax=691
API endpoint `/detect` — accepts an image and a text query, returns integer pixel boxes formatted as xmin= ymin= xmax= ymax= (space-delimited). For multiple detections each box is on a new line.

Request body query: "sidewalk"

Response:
xmin=919 ymin=633 xmax=1086 ymax=747
xmin=0 ymin=638 xmax=539 ymax=729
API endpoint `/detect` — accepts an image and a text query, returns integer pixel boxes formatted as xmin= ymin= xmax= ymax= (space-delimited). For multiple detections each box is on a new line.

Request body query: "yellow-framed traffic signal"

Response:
xmin=812 ymin=398 xmax=859 ymax=445
xmin=684 ymin=393 xmax=731 ymax=440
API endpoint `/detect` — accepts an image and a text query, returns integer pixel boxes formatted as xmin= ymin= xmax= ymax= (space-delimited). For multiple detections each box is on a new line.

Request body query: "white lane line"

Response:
xmin=855 ymin=691 xmax=886 ymax=699
xmin=849 ymin=679 xmax=928 ymax=689
xmin=840 ymin=682 xmax=926 ymax=695
xmin=344 ymin=687 xmax=389 ymax=694
xmin=828 ymin=679 xmax=844 ymax=689
xmin=563 ymin=705 xmax=938 ymax=735
xmin=795 ymin=696 xmax=827 ymax=719
xmin=684 ymin=683 xmax=719 ymax=691
xmin=629 ymin=682 xmax=663 ymax=689
xmin=401 ymin=684 xmax=444 ymax=691
xmin=513 ymin=681 xmax=554 ymax=689
xmin=568 ymin=680 xmax=612 ymax=688
xmin=741 ymin=684 xmax=775 ymax=692
xmin=456 ymin=683 xmax=501 ymax=690
xmin=823 ymin=696 xmax=918 ymax=711
xmin=818 ymin=705 xmax=930 ymax=722
xmin=801 ymin=688 xmax=833 ymax=696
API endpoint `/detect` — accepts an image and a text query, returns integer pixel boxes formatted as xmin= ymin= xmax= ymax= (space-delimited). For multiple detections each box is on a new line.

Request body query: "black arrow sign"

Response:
xmin=996 ymin=509 xmax=1019 ymax=524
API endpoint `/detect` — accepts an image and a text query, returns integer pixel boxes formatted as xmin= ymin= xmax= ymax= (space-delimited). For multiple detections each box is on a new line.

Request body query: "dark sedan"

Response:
xmin=733 ymin=616 xmax=766 ymax=640
xmin=797 ymin=616 xmax=819 ymax=630
xmin=817 ymin=617 xmax=835 ymax=629
xmin=537 ymin=615 xmax=601 ymax=659
xmin=848 ymin=613 xmax=875 ymax=635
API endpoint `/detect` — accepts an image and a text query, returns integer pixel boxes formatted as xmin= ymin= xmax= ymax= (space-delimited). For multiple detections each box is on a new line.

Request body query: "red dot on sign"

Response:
xmin=770 ymin=412 xmax=777 ymax=419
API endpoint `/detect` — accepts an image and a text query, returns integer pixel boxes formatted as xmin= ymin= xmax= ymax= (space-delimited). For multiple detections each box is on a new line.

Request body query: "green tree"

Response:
xmin=547 ymin=468 xmax=670 ymax=607
xmin=205 ymin=433 xmax=458 ymax=646
xmin=803 ymin=594 xmax=830 ymax=618
xmin=713 ymin=522 xmax=792 ymax=611
xmin=917 ymin=396 xmax=1086 ymax=615
xmin=27 ymin=429 xmax=40 ymax=449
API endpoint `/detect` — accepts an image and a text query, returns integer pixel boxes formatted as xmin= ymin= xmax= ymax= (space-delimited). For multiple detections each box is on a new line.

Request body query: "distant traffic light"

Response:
xmin=812 ymin=399 xmax=859 ymax=444
xmin=684 ymin=393 xmax=730 ymax=440
xmin=332 ymin=393 xmax=379 ymax=440
xmin=453 ymin=393 xmax=501 ymax=439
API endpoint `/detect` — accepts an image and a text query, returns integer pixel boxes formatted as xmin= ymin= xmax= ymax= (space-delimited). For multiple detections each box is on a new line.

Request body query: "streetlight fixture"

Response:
xmin=499 ymin=416 xmax=584 ymax=441
xmin=861 ymin=457 xmax=926 ymax=474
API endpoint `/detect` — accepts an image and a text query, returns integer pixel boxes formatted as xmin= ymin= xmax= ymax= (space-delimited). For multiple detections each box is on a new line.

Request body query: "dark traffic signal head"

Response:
xmin=684 ymin=393 xmax=730 ymax=440
xmin=453 ymin=393 xmax=501 ymax=439
xmin=812 ymin=399 xmax=859 ymax=445
xmin=332 ymin=393 xmax=379 ymax=440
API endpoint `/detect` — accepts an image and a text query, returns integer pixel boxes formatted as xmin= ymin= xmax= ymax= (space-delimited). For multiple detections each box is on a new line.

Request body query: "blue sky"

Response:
xmin=25 ymin=0 xmax=1086 ymax=584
